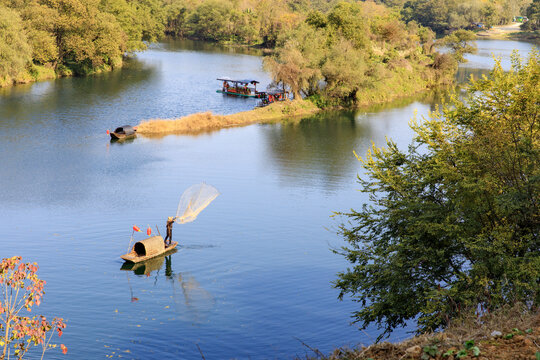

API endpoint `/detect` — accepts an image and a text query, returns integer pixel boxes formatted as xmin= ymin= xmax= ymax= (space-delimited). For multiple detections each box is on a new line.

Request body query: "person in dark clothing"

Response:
xmin=164 ymin=216 xmax=176 ymax=246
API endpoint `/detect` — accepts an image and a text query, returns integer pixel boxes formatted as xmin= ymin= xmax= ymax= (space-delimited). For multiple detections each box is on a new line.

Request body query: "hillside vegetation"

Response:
xmin=264 ymin=2 xmax=476 ymax=107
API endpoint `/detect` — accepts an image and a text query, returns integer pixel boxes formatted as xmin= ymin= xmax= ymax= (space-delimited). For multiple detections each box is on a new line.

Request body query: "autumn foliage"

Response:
xmin=0 ymin=256 xmax=66 ymax=359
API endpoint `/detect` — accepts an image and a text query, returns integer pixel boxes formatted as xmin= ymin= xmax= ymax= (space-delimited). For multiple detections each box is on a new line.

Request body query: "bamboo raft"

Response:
xmin=121 ymin=236 xmax=178 ymax=263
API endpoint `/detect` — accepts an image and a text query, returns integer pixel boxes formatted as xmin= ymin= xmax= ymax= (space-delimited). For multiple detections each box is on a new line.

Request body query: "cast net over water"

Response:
xmin=176 ymin=183 xmax=220 ymax=224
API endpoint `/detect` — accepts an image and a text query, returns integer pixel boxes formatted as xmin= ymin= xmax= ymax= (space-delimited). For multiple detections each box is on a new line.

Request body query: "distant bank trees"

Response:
xmin=163 ymin=0 xmax=303 ymax=47
xmin=399 ymin=0 xmax=532 ymax=34
xmin=264 ymin=1 xmax=476 ymax=106
xmin=0 ymin=0 xmax=164 ymax=86
xmin=523 ymin=0 xmax=540 ymax=30
xmin=335 ymin=51 xmax=540 ymax=338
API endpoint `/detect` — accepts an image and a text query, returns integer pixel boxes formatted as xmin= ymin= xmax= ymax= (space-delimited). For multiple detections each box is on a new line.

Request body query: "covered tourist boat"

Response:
xmin=217 ymin=78 xmax=261 ymax=98
xmin=121 ymin=236 xmax=178 ymax=263
xmin=110 ymin=125 xmax=137 ymax=140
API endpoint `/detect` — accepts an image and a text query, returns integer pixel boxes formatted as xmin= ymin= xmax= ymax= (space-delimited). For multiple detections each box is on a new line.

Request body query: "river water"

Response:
xmin=0 ymin=39 xmax=535 ymax=359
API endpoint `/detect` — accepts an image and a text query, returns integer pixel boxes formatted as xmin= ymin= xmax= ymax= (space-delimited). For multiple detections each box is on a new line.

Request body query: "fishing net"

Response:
xmin=175 ymin=183 xmax=220 ymax=224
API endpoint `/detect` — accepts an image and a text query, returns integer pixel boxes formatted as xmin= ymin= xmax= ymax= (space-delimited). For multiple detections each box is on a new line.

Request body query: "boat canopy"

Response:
xmin=113 ymin=125 xmax=136 ymax=135
xmin=217 ymin=78 xmax=259 ymax=85
xmin=133 ymin=236 xmax=165 ymax=256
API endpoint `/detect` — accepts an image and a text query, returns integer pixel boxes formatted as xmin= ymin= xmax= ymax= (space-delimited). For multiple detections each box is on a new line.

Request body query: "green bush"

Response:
xmin=335 ymin=51 xmax=540 ymax=339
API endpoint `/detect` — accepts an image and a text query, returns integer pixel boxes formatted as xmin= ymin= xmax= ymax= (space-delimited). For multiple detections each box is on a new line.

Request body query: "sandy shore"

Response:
xmin=476 ymin=22 xmax=523 ymax=39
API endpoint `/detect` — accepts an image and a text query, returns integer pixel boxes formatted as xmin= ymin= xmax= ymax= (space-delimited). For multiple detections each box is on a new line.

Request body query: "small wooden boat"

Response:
xmin=121 ymin=236 xmax=178 ymax=263
xmin=217 ymin=78 xmax=261 ymax=98
xmin=110 ymin=125 xmax=137 ymax=140
xmin=120 ymin=249 xmax=176 ymax=275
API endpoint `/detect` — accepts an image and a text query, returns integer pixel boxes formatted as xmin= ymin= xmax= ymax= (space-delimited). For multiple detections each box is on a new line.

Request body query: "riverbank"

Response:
xmin=475 ymin=22 xmax=540 ymax=42
xmin=136 ymin=85 xmax=454 ymax=137
xmin=0 ymin=60 xmax=122 ymax=88
xmin=302 ymin=307 xmax=540 ymax=359
xmin=136 ymin=100 xmax=320 ymax=136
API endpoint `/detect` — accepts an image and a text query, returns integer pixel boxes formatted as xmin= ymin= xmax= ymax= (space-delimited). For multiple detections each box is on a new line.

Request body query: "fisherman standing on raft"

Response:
xmin=164 ymin=216 xmax=177 ymax=246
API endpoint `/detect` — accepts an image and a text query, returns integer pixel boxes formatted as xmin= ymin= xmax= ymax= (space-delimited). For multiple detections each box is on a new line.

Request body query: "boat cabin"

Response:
xmin=121 ymin=235 xmax=178 ymax=263
xmin=257 ymin=90 xmax=288 ymax=107
xmin=217 ymin=78 xmax=260 ymax=98
xmin=110 ymin=125 xmax=137 ymax=140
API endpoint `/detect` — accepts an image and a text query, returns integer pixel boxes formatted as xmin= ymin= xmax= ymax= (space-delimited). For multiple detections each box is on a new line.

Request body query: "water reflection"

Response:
xmin=110 ymin=136 xmax=137 ymax=145
xmin=262 ymin=90 xmax=454 ymax=189
xmin=0 ymin=59 xmax=156 ymax=134
xmin=120 ymin=250 xmax=177 ymax=276
xmin=262 ymin=111 xmax=370 ymax=188
xmin=121 ymin=252 xmax=215 ymax=324
xmin=158 ymin=38 xmax=264 ymax=56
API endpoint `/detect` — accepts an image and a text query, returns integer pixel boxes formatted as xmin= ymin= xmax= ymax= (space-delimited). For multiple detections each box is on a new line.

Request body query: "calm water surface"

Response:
xmin=0 ymin=39 xmax=534 ymax=359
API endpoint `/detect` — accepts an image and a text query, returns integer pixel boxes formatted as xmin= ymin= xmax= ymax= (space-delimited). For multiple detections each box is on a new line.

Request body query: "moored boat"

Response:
xmin=217 ymin=78 xmax=261 ymax=98
xmin=256 ymin=89 xmax=289 ymax=107
xmin=121 ymin=235 xmax=178 ymax=263
xmin=110 ymin=125 xmax=137 ymax=140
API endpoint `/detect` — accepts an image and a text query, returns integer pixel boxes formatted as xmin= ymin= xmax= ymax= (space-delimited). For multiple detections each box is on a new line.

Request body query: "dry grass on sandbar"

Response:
xmin=136 ymin=100 xmax=319 ymax=137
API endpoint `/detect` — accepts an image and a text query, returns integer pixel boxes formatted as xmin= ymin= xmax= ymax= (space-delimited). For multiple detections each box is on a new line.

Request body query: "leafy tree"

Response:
xmin=256 ymin=0 xmax=301 ymax=47
xmin=100 ymin=0 xmax=147 ymax=51
xmin=437 ymin=29 xmax=477 ymax=63
xmin=19 ymin=2 xmax=59 ymax=65
xmin=43 ymin=0 xmax=127 ymax=73
xmin=186 ymin=0 xmax=235 ymax=42
xmin=0 ymin=256 xmax=67 ymax=359
xmin=402 ymin=0 xmax=452 ymax=34
xmin=0 ymin=5 xmax=32 ymax=80
xmin=264 ymin=23 xmax=325 ymax=99
xmin=334 ymin=51 xmax=540 ymax=339
xmin=524 ymin=0 xmax=540 ymax=30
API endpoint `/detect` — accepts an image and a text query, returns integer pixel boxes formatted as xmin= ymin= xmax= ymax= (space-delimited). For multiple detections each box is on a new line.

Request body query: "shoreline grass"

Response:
xmin=298 ymin=305 xmax=540 ymax=360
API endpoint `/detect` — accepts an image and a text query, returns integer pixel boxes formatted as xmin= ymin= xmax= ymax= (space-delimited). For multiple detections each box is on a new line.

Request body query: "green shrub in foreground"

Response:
xmin=335 ymin=51 xmax=540 ymax=340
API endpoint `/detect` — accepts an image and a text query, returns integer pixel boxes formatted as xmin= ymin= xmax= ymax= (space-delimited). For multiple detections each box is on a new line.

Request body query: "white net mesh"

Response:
xmin=175 ymin=183 xmax=220 ymax=224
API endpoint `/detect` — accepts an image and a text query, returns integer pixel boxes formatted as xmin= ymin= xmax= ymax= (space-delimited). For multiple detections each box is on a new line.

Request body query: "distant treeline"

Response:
xmin=1 ymin=0 xmax=535 ymax=88
xmin=161 ymin=0 xmax=534 ymax=44
xmin=394 ymin=0 xmax=532 ymax=34
xmin=162 ymin=0 xmax=312 ymax=47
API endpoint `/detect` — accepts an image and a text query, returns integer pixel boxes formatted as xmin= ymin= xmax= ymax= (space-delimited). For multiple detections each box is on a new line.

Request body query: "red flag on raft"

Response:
xmin=133 ymin=225 xmax=141 ymax=232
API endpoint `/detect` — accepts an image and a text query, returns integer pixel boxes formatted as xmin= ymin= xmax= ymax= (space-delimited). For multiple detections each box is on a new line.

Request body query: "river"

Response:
xmin=0 ymin=39 xmax=535 ymax=359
